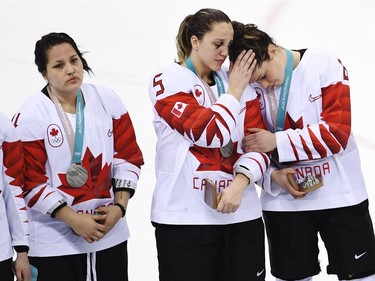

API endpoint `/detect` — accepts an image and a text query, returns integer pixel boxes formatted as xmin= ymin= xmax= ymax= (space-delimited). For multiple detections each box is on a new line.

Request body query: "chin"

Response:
xmin=212 ymin=64 xmax=222 ymax=72
xmin=67 ymin=81 xmax=82 ymax=90
xmin=64 ymin=87 xmax=80 ymax=95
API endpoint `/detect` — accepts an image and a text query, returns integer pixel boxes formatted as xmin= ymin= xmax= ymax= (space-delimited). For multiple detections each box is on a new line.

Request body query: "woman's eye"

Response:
xmin=214 ymin=43 xmax=223 ymax=49
xmin=258 ymin=74 xmax=266 ymax=82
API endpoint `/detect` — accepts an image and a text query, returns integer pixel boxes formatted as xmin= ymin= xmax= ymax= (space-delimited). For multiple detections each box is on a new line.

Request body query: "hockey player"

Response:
xmin=13 ymin=32 xmax=144 ymax=281
xmin=148 ymin=8 xmax=270 ymax=281
xmin=0 ymin=112 xmax=30 ymax=281
xmin=229 ymin=21 xmax=375 ymax=281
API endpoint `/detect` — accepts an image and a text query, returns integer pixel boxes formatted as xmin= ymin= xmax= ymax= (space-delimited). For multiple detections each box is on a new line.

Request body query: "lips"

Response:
xmin=67 ymin=77 xmax=78 ymax=83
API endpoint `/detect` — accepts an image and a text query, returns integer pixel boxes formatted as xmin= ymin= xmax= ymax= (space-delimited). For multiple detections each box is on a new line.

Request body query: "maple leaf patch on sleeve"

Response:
xmin=171 ymin=102 xmax=187 ymax=118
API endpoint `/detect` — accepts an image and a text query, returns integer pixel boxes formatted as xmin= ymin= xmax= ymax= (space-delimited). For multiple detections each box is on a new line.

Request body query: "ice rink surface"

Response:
xmin=1 ymin=1 xmax=374 ymax=280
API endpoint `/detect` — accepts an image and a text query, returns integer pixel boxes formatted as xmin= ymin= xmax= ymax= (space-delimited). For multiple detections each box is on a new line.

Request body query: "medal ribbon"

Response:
xmin=275 ymin=49 xmax=294 ymax=132
xmin=49 ymin=88 xmax=85 ymax=165
xmin=185 ymin=56 xmax=226 ymax=101
xmin=265 ymin=87 xmax=278 ymax=133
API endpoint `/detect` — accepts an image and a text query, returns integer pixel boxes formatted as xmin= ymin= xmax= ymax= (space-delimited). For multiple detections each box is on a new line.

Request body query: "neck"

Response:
xmin=187 ymin=54 xmax=213 ymax=84
xmin=289 ymin=50 xmax=300 ymax=69
xmin=281 ymin=48 xmax=300 ymax=70
xmin=48 ymin=86 xmax=78 ymax=114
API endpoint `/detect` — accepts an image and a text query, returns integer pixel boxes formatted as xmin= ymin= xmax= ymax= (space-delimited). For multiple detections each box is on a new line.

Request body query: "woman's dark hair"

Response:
xmin=229 ymin=21 xmax=276 ymax=67
xmin=176 ymin=8 xmax=231 ymax=63
xmin=34 ymin=32 xmax=93 ymax=74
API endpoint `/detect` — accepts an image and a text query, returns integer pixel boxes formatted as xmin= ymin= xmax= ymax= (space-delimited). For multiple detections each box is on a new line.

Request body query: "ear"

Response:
xmin=190 ymin=35 xmax=199 ymax=50
xmin=267 ymin=44 xmax=277 ymax=58
xmin=42 ymin=72 xmax=48 ymax=82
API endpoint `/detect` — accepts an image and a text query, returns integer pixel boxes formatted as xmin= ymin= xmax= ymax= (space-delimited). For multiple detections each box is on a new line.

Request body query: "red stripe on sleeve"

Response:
xmin=2 ymin=140 xmax=24 ymax=188
xmin=113 ymin=113 xmax=144 ymax=167
xmin=22 ymin=139 xmax=49 ymax=193
xmin=321 ymin=82 xmax=351 ymax=149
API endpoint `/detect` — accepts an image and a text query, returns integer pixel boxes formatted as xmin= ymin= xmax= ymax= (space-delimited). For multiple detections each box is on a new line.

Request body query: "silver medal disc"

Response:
xmin=220 ymin=139 xmax=233 ymax=158
xmin=66 ymin=164 xmax=88 ymax=188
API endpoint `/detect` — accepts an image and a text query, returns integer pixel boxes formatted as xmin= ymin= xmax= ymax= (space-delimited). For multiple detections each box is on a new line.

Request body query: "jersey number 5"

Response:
xmin=153 ymin=73 xmax=165 ymax=96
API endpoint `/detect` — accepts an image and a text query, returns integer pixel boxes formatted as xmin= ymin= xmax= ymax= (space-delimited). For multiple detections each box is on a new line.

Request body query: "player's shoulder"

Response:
xmin=0 ymin=111 xmax=10 ymax=124
xmin=81 ymin=83 xmax=115 ymax=95
xmin=82 ymin=83 xmax=126 ymax=116
xmin=149 ymin=63 xmax=200 ymax=100
xmin=16 ymin=91 xmax=50 ymax=118
xmin=151 ymin=63 xmax=198 ymax=87
xmin=303 ymin=47 xmax=338 ymax=63
xmin=0 ymin=111 xmax=14 ymax=139
xmin=82 ymin=83 xmax=119 ymax=103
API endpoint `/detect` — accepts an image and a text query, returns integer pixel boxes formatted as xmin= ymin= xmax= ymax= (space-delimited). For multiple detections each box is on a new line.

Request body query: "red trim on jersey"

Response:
xmin=319 ymin=124 xmax=342 ymax=154
xmin=2 ymin=140 xmax=24 ymax=188
xmin=28 ymin=185 xmax=47 ymax=208
xmin=244 ymin=99 xmax=267 ymax=134
xmin=22 ymin=139 xmax=49 ymax=193
xmin=308 ymin=127 xmax=327 ymax=158
xmin=205 ymin=118 xmax=225 ymax=146
xmin=287 ymin=134 xmax=301 ymax=161
xmin=262 ymin=153 xmax=271 ymax=167
xmin=126 ymin=169 xmax=140 ymax=180
xmin=155 ymin=92 xmax=233 ymax=146
xmin=299 ymin=134 xmax=313 ymax=159
xmin=246 ymin=156 xmax=266 ymax=175
xmin=215 ymin=103 xmax=236 ymax=125
xmin=43 ymin=191 xmax=55 ymax=200
xmin=321 ymin=82 xmax=351 ymax=149
xmin=113 ymin=112 xmax=144 ymax=168
xmin=285 ymin=114 xmax=303 ymax=130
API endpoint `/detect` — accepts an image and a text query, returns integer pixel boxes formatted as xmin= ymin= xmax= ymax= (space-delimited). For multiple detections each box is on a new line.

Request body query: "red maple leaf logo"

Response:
xmin=57 ymin=148 xmax=112 ymax=205
xmin=190 ymin=142 xmax=241 ymax=174
xmin=195 ymin=88 xmax=202 ymax=97
xmin=50 ymin=128 xmax=59 ymax=137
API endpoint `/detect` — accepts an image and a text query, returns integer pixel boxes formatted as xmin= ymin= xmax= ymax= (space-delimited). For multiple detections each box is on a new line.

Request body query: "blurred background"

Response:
xmin=1 ymin=1 xmax=374 ymax=280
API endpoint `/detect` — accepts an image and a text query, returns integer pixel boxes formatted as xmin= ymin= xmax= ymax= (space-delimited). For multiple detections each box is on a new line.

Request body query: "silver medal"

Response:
xmin=220 ymin=139 xmax=233 ymax=158
xmin=66 ymin=164 xmax=88 ymax=188
xmin=287 ymin=173 xmax=323 ymax=193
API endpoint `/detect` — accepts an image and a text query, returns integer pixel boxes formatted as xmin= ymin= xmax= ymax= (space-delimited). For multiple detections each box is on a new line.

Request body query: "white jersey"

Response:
xmin=255 ymin=48 xmax=368 ymax=211
xmin=149 ymin=63 xmax=269 ymax=225
xmin=0 ymin=112 xmax=29 ymax=262
xmin=14 ymin=83 xmax=144 ymax=257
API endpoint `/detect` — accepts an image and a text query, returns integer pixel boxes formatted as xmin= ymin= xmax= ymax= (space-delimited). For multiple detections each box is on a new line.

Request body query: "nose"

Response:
xmin=66 ymin=64 xmax=75 ymax=75
xmin=259 ymin=80 xmax=269 ymax=88
xmin=221 ymin=46 xmax=229 ymax=57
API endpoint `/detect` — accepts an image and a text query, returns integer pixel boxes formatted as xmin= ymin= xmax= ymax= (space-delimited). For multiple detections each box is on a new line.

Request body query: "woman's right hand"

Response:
xmin=216 ymin=173 xmax=249 ymax=213
xmin=55 ymin=206 xmax=108 ymax=243
xmin=271 ymin=168 xmax=307 ymax=199
xmin=228 ymin=49 xmax=256 ymax=101
xmin=14 ymin=252 xmax=31 ymax=281
xmin=70 ymin=213 xmax=109 ymax=243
